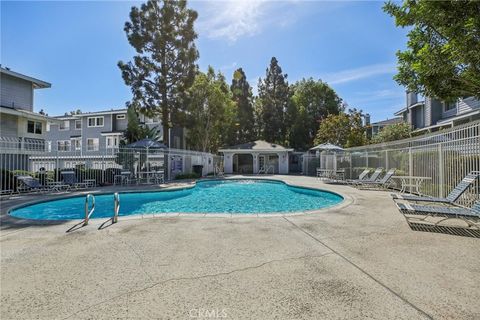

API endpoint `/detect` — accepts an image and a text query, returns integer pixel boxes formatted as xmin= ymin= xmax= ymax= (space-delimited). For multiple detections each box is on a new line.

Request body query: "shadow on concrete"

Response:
xmin=407 ymin=221 xmax=480 ymax=238
xmin=98 ymin=218 xmax=115 ymax=230
xmin=65 ymin=220 xmax=88 ymax=233
xmin=1 ymin=214 xmax=69 ymax=233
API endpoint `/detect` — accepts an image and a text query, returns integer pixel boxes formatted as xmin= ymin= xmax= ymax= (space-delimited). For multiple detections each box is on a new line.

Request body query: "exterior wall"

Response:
xmin=457 ymin=97 xmax=480 ymax=115
xmin=17 ymin=117 xmax=47 ymax=140
xmin=113 ymin=112 xmax=128 ymax=131
xmin=224 ymin=152 xmax=234 ymax=174
xmin=0 ymin=113 xmax=19 ymax=137
xmin=222 ymin=151 xmax=289 ymax=174
xmin=1 ymin=73 xmax=33 ymax=111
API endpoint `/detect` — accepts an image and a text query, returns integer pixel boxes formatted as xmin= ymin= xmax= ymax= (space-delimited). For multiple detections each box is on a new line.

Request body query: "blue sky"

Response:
xmin=1 ymin=0 xmax=408 ymax=122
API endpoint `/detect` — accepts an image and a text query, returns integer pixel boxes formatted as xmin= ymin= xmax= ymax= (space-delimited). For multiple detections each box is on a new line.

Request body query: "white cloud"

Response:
xmin=196 ymin=0 xmax=343 ymax=42
xmin=198 ymin=1 xmax=267 ymax=42
xmin=322 ymin=63 xmax=397 ymax=85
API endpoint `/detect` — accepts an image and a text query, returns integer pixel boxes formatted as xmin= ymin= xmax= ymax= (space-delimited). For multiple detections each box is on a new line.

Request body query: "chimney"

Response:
xmin=364 ymin=113 xmax=371 ymax=126
xmin=406 ymin=91 xmax=418 ymax=107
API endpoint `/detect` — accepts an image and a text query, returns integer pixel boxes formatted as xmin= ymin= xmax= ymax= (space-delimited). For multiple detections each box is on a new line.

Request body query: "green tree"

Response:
xmin=122 ymin=106 xmax=162 ymax=144
xmin=231 ymin=68 xmax=255 ymax=143
xmin=314 ymin=109 xmax=367 ymax=148
xmin=257 ymin=57 xmax=290 ymax=144
xmin=118 ymin=0 xmax=199 ymax=147
xmin=185 ymin=67 xmax=236 ymax=152
xmin=384 ymin=0 xmax=480 ymax=100
xmin=288 ymin=78 xmax=343 ymax=150
xmin=287 ymin=104 xmax=310 ymax=150
xmin=371 ymin=122 xmax=412 ymax=144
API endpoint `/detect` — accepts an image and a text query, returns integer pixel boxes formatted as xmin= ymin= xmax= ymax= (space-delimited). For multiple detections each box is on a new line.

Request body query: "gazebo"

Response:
xmin=219 ymin=140 xmax=293 ymax=174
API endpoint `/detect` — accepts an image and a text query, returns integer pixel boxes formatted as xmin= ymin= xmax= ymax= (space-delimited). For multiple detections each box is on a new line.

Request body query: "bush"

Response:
xmin=104 ymin=168 xmax=123 ymax=184
xmin=174 ymin=173 xmax=200 ymax=180
xmin=1 ymin=169 xmax=17 ymax=192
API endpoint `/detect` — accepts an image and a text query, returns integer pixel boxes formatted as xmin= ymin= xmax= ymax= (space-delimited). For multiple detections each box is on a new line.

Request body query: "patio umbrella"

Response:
xmin=126 ymin=138 xmax=167 ymax=149
xmin=309 ymin=143 xmax=344 ymax=152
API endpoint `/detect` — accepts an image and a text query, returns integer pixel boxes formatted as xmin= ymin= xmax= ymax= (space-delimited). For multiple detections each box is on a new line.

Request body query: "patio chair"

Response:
xmin=120 ymin=171 xmax=137 ymax=185
xmin=351 ymin=168 xmax=383 ymax=186
xmin=395 ymin=201 xmax=480 ymax=228
xmin=356 ymin=168 xmax=396 ymax=189
xmin=61 ymin=171 xmax=88 ymax=189
xmin=215 ymin=165 xmax=224 ymax=177
xmin=345 ymin=168 xmax=371 ymax=185
xmin=391 ymin=171 xmax=480 ymax=205
xmin=16 ymin=175 xmax=45 ymax=193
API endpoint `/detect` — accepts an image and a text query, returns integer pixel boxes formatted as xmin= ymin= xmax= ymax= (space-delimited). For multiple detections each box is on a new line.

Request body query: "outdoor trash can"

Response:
xmin=192 ymin=165 xmax=203 ymax=176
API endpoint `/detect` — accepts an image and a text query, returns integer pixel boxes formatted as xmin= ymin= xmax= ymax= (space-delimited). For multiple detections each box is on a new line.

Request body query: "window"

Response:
xmin=116 ymin=114 xmax=126 ymax=120
xmin=27 ymin=120 xmax=42 ymax=134
xmin=75 ymin=120 xmax=82 ymax=130
xmin=59 ymin=120 xmax=70 ymax=131
xmin=35 ymin=122 xmax=42 ymax=134
xmin=71 ymin=139 xmax=81 ymax=150
xmin=57 ymin=140 xmax=71 ymax=152
xmin=87 ymin=117 xmax=104 ymax=127
xmin=106 ymin=136 xmax=119 ymax=148
xmin=87 ymin=138 xmax=99 ymax=151
xmin=444 ymin=101 xmax=456 ymax=112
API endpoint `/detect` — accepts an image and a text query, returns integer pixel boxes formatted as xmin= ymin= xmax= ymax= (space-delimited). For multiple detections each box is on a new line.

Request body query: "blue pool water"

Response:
xmin=9 ymin=179 xmax=343 ymax=220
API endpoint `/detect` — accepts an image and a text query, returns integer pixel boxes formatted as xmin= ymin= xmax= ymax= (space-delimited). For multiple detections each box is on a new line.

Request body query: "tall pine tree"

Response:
xmin=230 ymin=68 xmax=255 ymax=144
xmin=257 ymin=57 xmax=289 ymax=144
xmin=118 ymin=0 xmax=198 ymax=147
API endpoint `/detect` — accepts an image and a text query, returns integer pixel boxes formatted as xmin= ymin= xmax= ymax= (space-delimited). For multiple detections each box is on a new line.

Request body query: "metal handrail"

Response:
xmin=84 ymin=194 xmax=95 ymax=225
xmin=113 ymin=192 xmax=120 ymax=223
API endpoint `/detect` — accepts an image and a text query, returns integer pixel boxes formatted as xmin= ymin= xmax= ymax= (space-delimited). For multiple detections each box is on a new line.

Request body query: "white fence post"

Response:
xmin=385 ymin=150 xmax=389 ymax=170
xmin=438 ymin=144 xmax=444 ymax=198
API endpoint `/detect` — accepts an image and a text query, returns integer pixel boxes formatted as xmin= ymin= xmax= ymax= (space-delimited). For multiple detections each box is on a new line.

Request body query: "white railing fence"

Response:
xmin=335 ymin=120 xmax=480 ymax=206
xmin=0 ymin=137 xmax=223 ymax=192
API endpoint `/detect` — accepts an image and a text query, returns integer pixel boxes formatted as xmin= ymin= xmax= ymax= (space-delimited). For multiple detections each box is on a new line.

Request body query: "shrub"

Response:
xmin=104 ymin=168 xmax=123 ymax=184
xmin=1 ymin=169 xmax=17 ymax=191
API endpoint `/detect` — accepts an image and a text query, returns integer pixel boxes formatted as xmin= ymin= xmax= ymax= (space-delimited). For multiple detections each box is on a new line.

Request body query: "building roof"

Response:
xmin=394 ymin=108 xmax=407 ymax=116
xmin=219 ymin=140 xmax=293 ymax=152
xmin=0 ymin=106 xmax=60 ymax=122
xmin=53 ymin=108 xmax=127 ymax=118
xmin=371 ymin=117 xmax=403 ymax=126
xmin=0 ymin=67 xmax=51 ymax=89
xmin=394 ymin=101 xmax=425 ymax=116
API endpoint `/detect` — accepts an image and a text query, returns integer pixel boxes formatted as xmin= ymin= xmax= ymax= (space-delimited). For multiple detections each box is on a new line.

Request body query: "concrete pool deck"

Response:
xmin=0 ymin=175 xmax=479 ymax=319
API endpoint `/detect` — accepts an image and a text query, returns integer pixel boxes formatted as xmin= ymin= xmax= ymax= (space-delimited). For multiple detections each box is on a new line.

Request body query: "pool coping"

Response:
xmin=5 ymin=176 xmax=352 ymax=223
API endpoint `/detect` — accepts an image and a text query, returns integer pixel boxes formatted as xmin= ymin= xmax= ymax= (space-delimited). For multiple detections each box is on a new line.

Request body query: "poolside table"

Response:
xmin=84 ymin=179 xmax=96 ymax=188
xmin=392 ymin=176 xmax=432 ymax=195
xmin=47 ymin=181 xmax=71 ymax=192
xmin=316 ymin=169 xmax=345 ymax=182
xmin=137 ymin=171 xmax=164 ymax=184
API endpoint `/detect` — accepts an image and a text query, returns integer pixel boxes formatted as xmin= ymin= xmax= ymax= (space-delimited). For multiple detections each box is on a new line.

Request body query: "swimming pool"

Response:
xmin=9 ymin=179 xmax=343 ymax=220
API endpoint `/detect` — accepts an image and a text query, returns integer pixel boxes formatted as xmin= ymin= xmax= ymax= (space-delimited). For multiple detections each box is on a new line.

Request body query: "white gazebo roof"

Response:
xmin=309 ymin=143 xmax=344 ymax=152
xmin=219 ymin=140 xmax=293 ymax=153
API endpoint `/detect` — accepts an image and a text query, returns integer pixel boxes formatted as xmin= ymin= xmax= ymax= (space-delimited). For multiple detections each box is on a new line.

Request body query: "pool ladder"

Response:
xmin=113 ymin=192 xmax=120 ymax=223
xmin=83 ymin=192 xmax=120 ymax=226
xmin=83 ymin=194 xmax=95 ymax=225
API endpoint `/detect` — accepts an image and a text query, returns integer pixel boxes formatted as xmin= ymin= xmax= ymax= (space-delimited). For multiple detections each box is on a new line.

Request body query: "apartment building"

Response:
xmin=395 ymin=92 xmax=480 ymax=132
xmin=364 ymin=113 xmax=403 ymax=139
xmin=46 ymin=109 xmax=186 ymax=153
xmin=0 ymin=67 xmax=57 ymax=144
